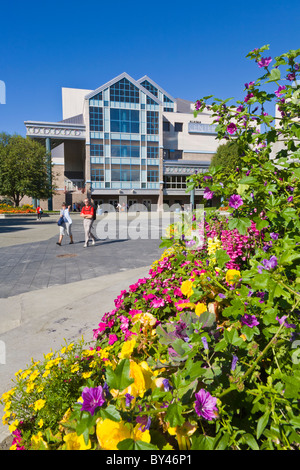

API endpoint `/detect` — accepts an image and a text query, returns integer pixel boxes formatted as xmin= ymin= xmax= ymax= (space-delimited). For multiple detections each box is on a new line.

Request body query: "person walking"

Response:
xmin=36 ymin=205 xmax=43 ymax=221
xmin=56 ymin=203 xmax=74 ymax=246
xmin=80 ymin=198 xmax=96 ymax=247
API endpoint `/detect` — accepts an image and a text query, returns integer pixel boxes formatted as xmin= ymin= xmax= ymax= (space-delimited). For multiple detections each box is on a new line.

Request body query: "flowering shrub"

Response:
xmin=1 ymin=46 xmax=300 ymax=450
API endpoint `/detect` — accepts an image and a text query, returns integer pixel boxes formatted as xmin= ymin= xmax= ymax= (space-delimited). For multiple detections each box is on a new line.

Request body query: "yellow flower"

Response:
xmin=2 ymin=411 xmax=11 ymax=425
xmin=42 ymin=370 xmax=50 ymax=378
xmin=119 ymin=338 xmax=136 ymax=359
xmin=9 ymin=419 xmax=19 ymax=433
xmin=38 ymin=419 xmax=44 ymax=428
xmin=96 ymin=419 xmax=132 ymax=449
xmin=96 ymin=419 xmax=150 ymax=450
xmin=82 ymin=372 xmax=93 ymax=379
xmin=28 ymin=370 xmax=40 ymax=382
xmin=207 ymin=237 xmax=221 ymax=255
xmin=26 ymin=382 xmax=35 ymax=393
xmin=225 ymin=269 xmax=241 ymax=284
xmin=31 ymin=432 xmax=48 ymax=450
xmin=71 ymin=363 xmax=79 ymax=373
xmin=63 ymin=432 xmax=91 ymax=450
xmin=60 ymin=347 xmax=66 ymax=355
xmin=111 ymin=360 xmax=154 ymax=399
xmin=181 ymin=280 xmax=194 ymax=298
xmin=34 ymin=399 xmax=46 ymax=411
xmin=195 ymin=303 xmax=207 ymax=316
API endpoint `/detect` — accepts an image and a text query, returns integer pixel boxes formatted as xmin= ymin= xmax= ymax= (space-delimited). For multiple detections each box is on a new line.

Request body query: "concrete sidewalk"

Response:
xmin=0 ymin=264 xmax=152 ymax=443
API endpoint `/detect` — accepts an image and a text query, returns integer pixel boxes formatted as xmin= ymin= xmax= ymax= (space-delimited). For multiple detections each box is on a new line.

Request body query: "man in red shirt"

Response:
xmin=80 ymin=198 xmax=96 ymax=247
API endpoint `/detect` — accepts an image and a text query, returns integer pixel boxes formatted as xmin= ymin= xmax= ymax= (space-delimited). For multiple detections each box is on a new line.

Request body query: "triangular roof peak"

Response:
xmin=85 ymin=72 xmax=161 ymax=104
xmin=137 ymin=75 xmax=175 ymax=103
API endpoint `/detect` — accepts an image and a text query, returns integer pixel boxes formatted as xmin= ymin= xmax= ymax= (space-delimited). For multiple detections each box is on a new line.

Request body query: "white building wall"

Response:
xmin=62 ymin=87 xmax=92 ymax=120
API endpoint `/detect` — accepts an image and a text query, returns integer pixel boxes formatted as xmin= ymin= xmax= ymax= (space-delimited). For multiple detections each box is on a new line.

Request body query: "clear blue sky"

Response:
xmin=0 ymin=0 xmax=299 ymax=136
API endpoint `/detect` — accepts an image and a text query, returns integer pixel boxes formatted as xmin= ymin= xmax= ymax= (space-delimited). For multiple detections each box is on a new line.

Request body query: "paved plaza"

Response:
xmin=0 ymin=211 xmax=172 ymax=444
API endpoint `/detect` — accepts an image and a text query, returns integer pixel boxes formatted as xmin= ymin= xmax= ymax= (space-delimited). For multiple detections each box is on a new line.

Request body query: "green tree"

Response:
xmin=0 ymin=133 xmax=53 ymax=206
xmin=210 ymin=141 xmax=246 ymax=174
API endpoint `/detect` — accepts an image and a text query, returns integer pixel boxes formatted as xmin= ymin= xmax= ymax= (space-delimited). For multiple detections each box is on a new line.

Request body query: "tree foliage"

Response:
xmin=0 ymin=133 xmax=53 ymax=206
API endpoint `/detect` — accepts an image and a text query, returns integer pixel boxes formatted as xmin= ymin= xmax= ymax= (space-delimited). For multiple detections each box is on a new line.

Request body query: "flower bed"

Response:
xmin=0 ymin=204 xmax=35 ymax=214
xmin=1 ymin=45 xmax=300 ymax=450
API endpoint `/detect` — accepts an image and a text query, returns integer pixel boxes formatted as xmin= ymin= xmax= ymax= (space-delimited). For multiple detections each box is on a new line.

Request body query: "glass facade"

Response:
xmin=110 ymin=78 xmax=139 ymax=103
xmin=89 ymin=75 xmax=163 ymax=191
xmin=90 ymin=107 xmax=103 ymax=131
xmin=110 ymin=109 xmax=139 ymax=133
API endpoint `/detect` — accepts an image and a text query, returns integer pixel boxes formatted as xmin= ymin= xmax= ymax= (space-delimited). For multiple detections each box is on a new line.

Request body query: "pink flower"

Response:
xmin=150 ymin=297 xmax=165 ymax=308
xmin=275 ymin=85 xmax=286 ymax=97
xmin=108 ymin=334 xmax=118 ymax=345
xmin=257 ymin=56 xmax=272 ymax=68
xmin=194 ymin=389 xmax=218 ymax=421
xmin=228 ymin=194 xmax=243 ymax=209
xmin=227 ymin=122 xmax=237 ymax=134
xmin=244 ymin=92 xmax=254 ymax=102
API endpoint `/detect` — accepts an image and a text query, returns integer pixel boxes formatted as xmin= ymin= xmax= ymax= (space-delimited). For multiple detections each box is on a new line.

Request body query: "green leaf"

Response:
xmin=117 ymin=438 xmax=135 ymax=450
xmin=165 ymin=402 xmax=185 ymax=427
xmin=228 ymin=217 xmax=252 ymax=235
xmin=134 ymin=440 xmax=159 ymax=450
xmin=266 ymin=68 xmax=281 ymax=82
xmin=191 ymin=434 xmax=214 ymax=450
xmin=243 ymin=433 xmax=259 ymax=450
xmin=215 ymin=249 xmax=231 ymax=268
xmin=256 ymin=411 xmax=270 ymax=439
xmin=100 ymin=405 xmax=121 ymax=422
xmin=105 ymin=359 xmax=134 ymax=391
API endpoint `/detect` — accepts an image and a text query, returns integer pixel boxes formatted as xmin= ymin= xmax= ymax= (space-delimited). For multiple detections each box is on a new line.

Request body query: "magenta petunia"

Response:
xmin=241 ymin=313 xmax=259 ymax=328
xmin=194 ymin=389 xmax=218 ymax=421
xmin=108 ymin=333 xmax=118 ymax=345
xmin=228 ymin=194 xmax=243 ymax=209
xmin=257 ymin=56 xmax=272 ymax=68
xmin=203 ymin=187 xmax=214 ymax=200
xmin=81 ymin=386 xmax=105 ymax=415
xmin=227 ymin=122 xmax=237 ymax=134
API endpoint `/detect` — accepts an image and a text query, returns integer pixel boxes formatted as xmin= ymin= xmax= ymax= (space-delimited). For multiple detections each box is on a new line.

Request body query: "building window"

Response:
xmin=90 ymin=143 xmax=104 ymax=156
xmin=147 ymin=111 xmax=159 ymax=134
xmin=111 ymin=143 xmax=140 ymax=158
xmin=110 ymin=109 xmax=140 ymax=133
xmin=110 ymin=78 xmax=139 ymax=103
xmin=164 ymin=175 xmax=187 ymax=189
xmin=140 ymin=80 xmax=158 ymax=97
xmin=175 ymin=122 xmax=183 ymax=132
xmin=111 ymin=166 xmax=140 ymax=182
xmin=90 ymin=107 xmax=103 ymax=131
xmin=91 ymin=168 xmax=104 ymax=181
xmin=164 ymin=108 xmax=174 ymax=112
xmin=163 ymin=121 xmax=170 ymax=131
xmin=147 ymin=146 xmax=159 ymax=159
xmin=147 ymin=169 xmax=159 ymax=182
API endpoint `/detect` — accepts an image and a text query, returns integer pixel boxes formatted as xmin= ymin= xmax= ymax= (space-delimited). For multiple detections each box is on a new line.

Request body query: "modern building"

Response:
xmin=24 ymin=73 xmax=222 ymax=210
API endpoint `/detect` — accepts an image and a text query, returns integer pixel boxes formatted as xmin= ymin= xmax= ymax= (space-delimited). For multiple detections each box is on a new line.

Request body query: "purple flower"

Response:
xmin=245 ymin=81 xmax=254 ymax=89
xmin=262 ymin=255 xmax=278 ymax=270
xmin=287 ymin=196 xmax=293 ymax=202
xmin=195 ymin=100 xmax=202 ymax=110
xmin=201 ymin=336 xmax=209 ymax=351
xmin=227 ymin=122 xmax=237 ymax=134
xmin=275 ymin=85 xmax=286 ymax=98
xmin=270 ymin=232 xmax=279 ymax=240
xmin=228 ymin=194 xmax=243 ymax=209
xmin=136 ymin=415 xmax=151 ymax=431
xmin=81 ymin=386 xmax=105 ymax=415
xmin=257 ymin=265 xmax=264 ymax=274
xmin=125 ymin=393 xmax=134 ymax=407
xmin=287 ymin=72 xmax=296 ymax=82
xmin=231 ymin=355 xmax=238 ymax=371
xmin=276 ymin=315 xmax=296 ymax=329
xmin=241 ymin=314 xmax=259 ymax=328
xmin=257 ymin=56 xmax=272 ymax=68
xmin=244 ymin=92 xmax=254 ymax=103
xmin=194 ymin=389 xmax=218 ymax=421
xmin=162 ymin=379 xmax=173 ymax=392
xmin=203 ymin=187 xmax=214 ymax=200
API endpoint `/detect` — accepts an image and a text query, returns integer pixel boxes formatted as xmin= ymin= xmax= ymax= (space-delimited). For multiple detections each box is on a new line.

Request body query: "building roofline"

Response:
xmin=85 ymin=72 xmax=162 ymax=105
xmin=137 ymin=75 xmax=176 ymax=103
